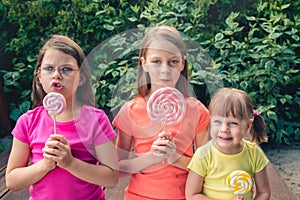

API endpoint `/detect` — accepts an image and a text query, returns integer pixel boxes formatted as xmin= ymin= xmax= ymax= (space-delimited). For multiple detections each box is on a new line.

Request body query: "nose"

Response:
xmin=220 ymin=122 xmax=229 ymax=133
xmin=52 ymin=68 xmax=62 ymax=79
xmin=161 ymin=64 xmax=171 ymax=73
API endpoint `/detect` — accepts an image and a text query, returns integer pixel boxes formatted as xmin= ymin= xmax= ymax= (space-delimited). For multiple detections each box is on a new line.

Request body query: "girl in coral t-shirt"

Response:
xmin=113 ymin=25 xmax=210 ymax=200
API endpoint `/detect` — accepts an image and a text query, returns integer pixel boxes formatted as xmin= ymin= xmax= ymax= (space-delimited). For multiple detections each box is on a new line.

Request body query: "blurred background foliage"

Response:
xmin=0 ymin=0 xmax=299 ymax=146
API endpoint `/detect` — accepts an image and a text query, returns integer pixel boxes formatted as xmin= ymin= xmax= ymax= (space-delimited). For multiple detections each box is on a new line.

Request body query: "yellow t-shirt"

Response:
xmin=187 ymin=140 xmax=269 ymax=200
xmin=113 ymin=96 xmax=210 ymax=200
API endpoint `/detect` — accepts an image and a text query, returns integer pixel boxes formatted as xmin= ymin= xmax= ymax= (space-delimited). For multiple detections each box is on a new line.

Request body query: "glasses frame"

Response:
xmin=40 ymin=66 xmax=80 ymax=77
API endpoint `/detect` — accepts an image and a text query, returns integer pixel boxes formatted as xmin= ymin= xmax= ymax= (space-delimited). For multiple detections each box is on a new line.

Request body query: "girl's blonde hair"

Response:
xmin=209 ymin=88 xmax=268 ymax=143
xmin=32 ymin=34 xmax=95 ymax=108
xmin=136 ymin=25 xmax=189 ymax=97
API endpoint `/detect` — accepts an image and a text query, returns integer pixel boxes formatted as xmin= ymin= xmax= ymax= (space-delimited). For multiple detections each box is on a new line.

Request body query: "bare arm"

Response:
xmin=163 ymin=130 xmax=208 ymax=170
xmin=116 ymin=130 xmax=164 ymax=176
xmin=253 ymin=165 xmax=271 ymax=200
xmin=186 ymin=170 xmax=213 ymax=200
xmin=43 ymin=134 xmax=119 ymax=187
xmin=6 ymin=138 xmax=56 ymax=191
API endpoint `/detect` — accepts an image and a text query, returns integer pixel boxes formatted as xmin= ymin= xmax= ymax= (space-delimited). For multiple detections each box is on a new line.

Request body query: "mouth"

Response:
xmin=52 ymin=82 xmax=64 ymax=90
xmin=218 ymin=136 xmax=233 ymax=141
xmin=159 ymin=78 xmax=171 ymax=82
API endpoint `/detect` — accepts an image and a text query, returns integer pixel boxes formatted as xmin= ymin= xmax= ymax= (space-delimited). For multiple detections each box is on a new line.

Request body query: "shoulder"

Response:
xmin=81 ymin=105 xmax=109 ymax=120
xmin=18 ymin=106 xmax=45 ymax=122
xmin=243 ymin=139 xmax=266 ymax=156
xmin=118 ymin=96 xmax=145 ymax=113
xmin=195 ymin=140 xmax=214 ymax=158
xmin=243 ymin=139 xmax=259 ymax=149
xmin=82 ymin=105 xmax=105 ymax=114
xmin=186 ymin=97 xmax=208 ymax=111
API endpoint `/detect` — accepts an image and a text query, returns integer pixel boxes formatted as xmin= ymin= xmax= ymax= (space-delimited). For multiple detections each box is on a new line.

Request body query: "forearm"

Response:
xmin=6 ymin=160 xmax=51 ymax=191
xmin=187 ymin=194 xmax=214 ymax=200
xmin=253 ymin=193 xmax=270 ymax=200
xmin=119 ymin=152 xmax=161 ymax=175
xmin=64 ymin=158 xmax=118 ymax=187
xmin=170 ymin=153 xmax=191 ymax=170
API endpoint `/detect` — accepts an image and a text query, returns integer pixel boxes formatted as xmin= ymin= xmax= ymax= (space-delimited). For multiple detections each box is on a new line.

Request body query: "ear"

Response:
xmin=140 ymin=57 xmax=148 ymax=72
xmin=180 ymin=56 xmax=186 ymax=72
xmin=78 ymin=73 xmax=86 ymax=86
xmin=246 ymin=119 xmax=253 ymax=134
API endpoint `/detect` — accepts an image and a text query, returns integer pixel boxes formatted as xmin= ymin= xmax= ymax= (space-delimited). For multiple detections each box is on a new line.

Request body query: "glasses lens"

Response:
xmin=41 ymin=66 xmax=78 ymax=77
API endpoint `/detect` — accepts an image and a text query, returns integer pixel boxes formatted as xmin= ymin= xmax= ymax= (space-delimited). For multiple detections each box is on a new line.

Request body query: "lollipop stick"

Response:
xmin=162 ymin=125 xmax=166 ymax=164
xmin=53 ymin=114 xmax=57 ymax=134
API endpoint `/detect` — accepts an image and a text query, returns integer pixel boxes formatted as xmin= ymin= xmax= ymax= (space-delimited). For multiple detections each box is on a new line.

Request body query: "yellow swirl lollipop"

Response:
xmin=226 ymin=170 xmax=253 ymax=196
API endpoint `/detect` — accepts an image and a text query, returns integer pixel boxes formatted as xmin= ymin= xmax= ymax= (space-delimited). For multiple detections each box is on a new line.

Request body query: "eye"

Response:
xmin=228 ymin=121 xmax=239 ymax=127
xmin=61 ymin=66 xmax=74 ymax=71
xmin=212 ymin=120 xmax=222 ymax=126
xmin=169 ymin=59 xmax=180 ymax=66
xmin=42 ymin=66 xmax=53 ymax=71
xmin=152 ymin=59 xmax=161 ymax=64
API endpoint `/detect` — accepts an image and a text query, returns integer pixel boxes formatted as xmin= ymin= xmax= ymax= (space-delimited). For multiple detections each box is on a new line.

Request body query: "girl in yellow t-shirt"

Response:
xmin=186 ymin=88 xmax=270 ymax=200
xmin=113 ymin=25 xmax=210 ymax=200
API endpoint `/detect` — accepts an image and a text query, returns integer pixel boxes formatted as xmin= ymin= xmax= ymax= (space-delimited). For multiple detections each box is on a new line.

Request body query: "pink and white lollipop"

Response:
xmin=147 ymin=87 xmax=186 ymax=127
xmin=43 ymin=92 xmax=66 ymax=134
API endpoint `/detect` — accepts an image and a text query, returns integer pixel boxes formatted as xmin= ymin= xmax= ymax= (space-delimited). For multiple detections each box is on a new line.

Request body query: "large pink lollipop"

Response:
xmin=43 ymin=92 xmax=66 ymax=134
xmin=147 ymin=87 xmax=186 ymax=128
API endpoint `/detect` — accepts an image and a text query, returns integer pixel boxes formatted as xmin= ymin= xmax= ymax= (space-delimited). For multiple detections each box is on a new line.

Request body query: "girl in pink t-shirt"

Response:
xmin=113 ymin=25 xmax=210 ymax=200
xmin=6 ymin=35 xmax=118 ymax=200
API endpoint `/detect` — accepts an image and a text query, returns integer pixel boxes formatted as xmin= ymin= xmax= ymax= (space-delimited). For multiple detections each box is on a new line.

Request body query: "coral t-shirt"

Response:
xmin=113 ymin=96 xmax=209 ymax=200
xmin=12 ymin=105 xmax=116 ymax=200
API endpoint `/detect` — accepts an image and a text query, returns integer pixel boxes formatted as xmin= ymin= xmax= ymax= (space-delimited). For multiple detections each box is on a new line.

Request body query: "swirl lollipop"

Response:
xmin=147 ymin=87 xmax=186 ymax=128
xmin=226 ymin=170 xmax=253 ymax=197
xmin=43 ymin=92 xmax=66 ymax=134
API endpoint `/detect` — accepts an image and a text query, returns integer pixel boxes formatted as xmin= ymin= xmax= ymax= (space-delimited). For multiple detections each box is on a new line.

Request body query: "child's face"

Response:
xmin=38 ymin=48 xmax=82 ymax=100
xmin=141 ymin=40 xmax=184 ymax=91
xmin=210 ymin=114 xmax=250 ymax=154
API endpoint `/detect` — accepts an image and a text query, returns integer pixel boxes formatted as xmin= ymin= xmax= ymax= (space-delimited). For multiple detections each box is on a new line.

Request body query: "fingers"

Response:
xmin=158 ymin=131 xmax=173 ymax=140
xmin=43 ymin=134 xmax=72 ymax=166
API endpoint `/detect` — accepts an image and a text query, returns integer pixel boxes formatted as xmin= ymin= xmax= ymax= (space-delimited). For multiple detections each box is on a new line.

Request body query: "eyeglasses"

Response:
xmin=40 ymin=66 xmax=80 ymax=77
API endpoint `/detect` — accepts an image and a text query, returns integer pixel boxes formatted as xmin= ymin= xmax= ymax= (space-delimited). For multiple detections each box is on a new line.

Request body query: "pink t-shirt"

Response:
xmin=113 ymin=96 xmax=210 ymax=200
xmin=12 ymin=105 xmax=116 ymax=200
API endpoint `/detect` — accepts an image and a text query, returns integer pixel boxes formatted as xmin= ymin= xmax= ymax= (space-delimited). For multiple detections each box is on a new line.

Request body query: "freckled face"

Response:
xmin=38 ymin=48 xmax=81 ymax=100
xmin=141 ymin=40 xmax=185 ymax=91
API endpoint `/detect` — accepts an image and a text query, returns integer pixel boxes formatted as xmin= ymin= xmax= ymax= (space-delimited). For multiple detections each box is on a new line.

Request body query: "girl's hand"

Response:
xmin=42 ymin=137 xmax=57 ymax=171
xmin=231 ymin=196 xmax=244 ymax=200
xmin=43 ymin=134 xmax=74 ymax=169
xmin=152 ymin=131 xmax=179 ymax=164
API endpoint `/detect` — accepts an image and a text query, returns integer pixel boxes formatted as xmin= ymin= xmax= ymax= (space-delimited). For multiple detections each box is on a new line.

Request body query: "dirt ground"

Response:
xmin=262 ymin=141 xmax=300 ymax=199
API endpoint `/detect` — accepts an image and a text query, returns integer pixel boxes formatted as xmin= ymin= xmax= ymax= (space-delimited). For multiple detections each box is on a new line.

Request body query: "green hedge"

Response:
xmin=0 ymin=0 xmax=299 ymax=144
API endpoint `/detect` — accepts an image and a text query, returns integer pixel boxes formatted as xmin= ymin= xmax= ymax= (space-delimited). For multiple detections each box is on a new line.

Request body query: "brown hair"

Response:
xmin=136 ymin=25 xmax=189 ymax=97
xmin=32 ymin=34 xmax=95 ymax=108
xmin=208 ymin=88 xmax=268 ymax=143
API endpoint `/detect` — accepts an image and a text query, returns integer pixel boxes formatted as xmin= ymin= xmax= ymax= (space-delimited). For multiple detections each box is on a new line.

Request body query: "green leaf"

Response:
xmin=103 ymin=24 xmax=114 ymax=30
xmin=215 ymin=33 xmax=224 ymax=41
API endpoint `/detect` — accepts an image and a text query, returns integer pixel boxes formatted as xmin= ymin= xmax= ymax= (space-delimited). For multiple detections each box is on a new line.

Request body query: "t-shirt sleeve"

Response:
xmin=112 ymin=102 xmax=133 ymax=135
xmin=11 ymin=113 xmax=30 ymax=144
xmin=254 ymin=145 xmax=269 ymax=173
xmin=187 ymin=145 xmax=209 ymax=177
xmin=94 ymin=110 xmax=117 ymax=146
xmin=196 ymin=101 xmax=210 ymax=134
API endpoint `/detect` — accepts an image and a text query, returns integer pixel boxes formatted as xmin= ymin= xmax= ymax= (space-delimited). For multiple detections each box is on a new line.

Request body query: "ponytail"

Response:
xmin=251 ymin=113 xmax=268 ymax=143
